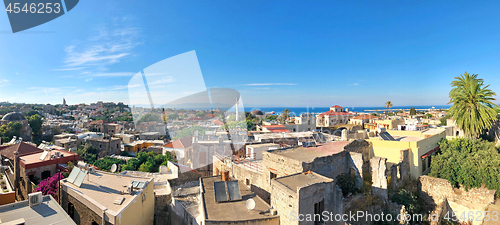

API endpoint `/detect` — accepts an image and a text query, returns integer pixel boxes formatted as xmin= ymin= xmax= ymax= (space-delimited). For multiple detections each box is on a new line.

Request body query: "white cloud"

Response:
xmin=53 ymin=67 xmax=86 ymax=71
xmin=243 ymin=83 xmax=296 ymax=86
xmin=62 ymin=23 xmax=142 ymax=75
xmin=88 ymin=72 xmax=136 ymax=77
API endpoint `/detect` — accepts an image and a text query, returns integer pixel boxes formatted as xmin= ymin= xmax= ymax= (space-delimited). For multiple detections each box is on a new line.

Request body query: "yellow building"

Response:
xmin=124 ymin=140 xmax=163 ymax=153
xmin=367 ymin=128 xmax=446 ymax=178
xmin=365 ymin=119 xmax=405 ymax=130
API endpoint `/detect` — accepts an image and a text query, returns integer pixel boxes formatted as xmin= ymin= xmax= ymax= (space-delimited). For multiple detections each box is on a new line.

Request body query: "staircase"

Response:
xmin=483 ymin=200 xmax=500 ymax=225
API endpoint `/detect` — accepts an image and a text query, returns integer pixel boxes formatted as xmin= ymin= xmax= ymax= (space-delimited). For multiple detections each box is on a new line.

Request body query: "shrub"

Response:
xmin=34 ymin=173 xmax=63 ymax=199
xmin=430 ymin=138 xmax=500 ymax=197
xmin=336 ymin=173 xmax=359 ymax=197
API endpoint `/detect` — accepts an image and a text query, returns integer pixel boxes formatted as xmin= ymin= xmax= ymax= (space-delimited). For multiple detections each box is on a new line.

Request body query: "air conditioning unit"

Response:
xmin=28 ymin=192 xmax=43 ymax=207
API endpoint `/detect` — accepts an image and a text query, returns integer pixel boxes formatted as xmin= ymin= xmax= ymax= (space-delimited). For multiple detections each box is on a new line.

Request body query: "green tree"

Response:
xmin=24 ymin=110 xmax=39 ymax=117
xmin=168 ymin=113 xmax=179 ymax=120
xmin=440 ymin=114 xmax=451 ymax=126
xmin=195 ymin=111 xmax=206 ymax=119
xmin=75 ymin=144 xmax=99 ymax=164
xmin=384 ymin=101 xmax=393 ymax=114
xmin=430 ymin=138 xmax=500 ymax=197
xmin=0 ymin=122 xmax=22 ymax=143
xmin=28 ymin=114 xmax=43 ymax=136
xmin=409 ymin=107 xmax=416 ymax=116
xmin=137 ymin=113 xmax=161 ymax=123
xmin=448 ymin=72 xmax=499 ymax=138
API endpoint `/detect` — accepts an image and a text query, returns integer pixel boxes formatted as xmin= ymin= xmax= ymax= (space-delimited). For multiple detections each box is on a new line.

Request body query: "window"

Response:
xmin=245 ymin=178 xmax=250 ymax=186
xmin=314 ymin=199 xmax=324 ymax=225
xmin=68 ymin=202 xmax=75 ymax=219
xmin=270 ymin=172 xmax=277 ymax=184
xmin=41 ymin=170 xmax=51 ymax=180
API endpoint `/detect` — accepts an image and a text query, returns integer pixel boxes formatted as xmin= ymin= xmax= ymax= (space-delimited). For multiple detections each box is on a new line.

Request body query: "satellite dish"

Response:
xmin=111 ymin=164 xmax=118 ymax=173
xmin=246 ymin=199 xmax=256 ymax=211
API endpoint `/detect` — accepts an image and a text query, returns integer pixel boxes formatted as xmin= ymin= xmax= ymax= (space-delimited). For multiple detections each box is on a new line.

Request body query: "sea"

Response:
xmin=243 ymin=105 xmax=452 ymax=115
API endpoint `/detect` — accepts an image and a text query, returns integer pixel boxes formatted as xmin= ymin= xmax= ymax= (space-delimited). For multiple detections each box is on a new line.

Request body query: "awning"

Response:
xmin=421 ymin=146 xmax=439 ymax=159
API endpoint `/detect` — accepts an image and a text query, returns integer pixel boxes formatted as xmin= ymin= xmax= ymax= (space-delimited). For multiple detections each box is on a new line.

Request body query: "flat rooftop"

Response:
xmin=0 ymin=195 xmax=76 ymax=225
xmin=274 ymin=172 xmax=333 ymax=192
xmin=246 ymin=143 xmax=280 ymax=148
xmin=253 ymin=131 xmax=313 ymax=139
xmin=20 ymin=149 xmax=78 ymax=165
xmin=202 ymin=176 xmax=277 ymax=222
xmin=60 ymin=171 xmax=151 ymax=215
xmin=268 ymin=141 xmax=349 ymax=163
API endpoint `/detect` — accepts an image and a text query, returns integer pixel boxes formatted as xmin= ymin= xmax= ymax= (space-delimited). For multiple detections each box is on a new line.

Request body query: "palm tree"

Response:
xmin=282 ymin=108 xmax=290 ymax=124
xmin=384 ymin=101 xmax=393 ymax=114
xmin=448 ymin=72 xmax=499 ymax=139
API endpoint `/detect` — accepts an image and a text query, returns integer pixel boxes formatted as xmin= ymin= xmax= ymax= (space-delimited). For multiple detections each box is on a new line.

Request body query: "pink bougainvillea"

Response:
xmin=34 ymin=173 xmax=63 ymax=199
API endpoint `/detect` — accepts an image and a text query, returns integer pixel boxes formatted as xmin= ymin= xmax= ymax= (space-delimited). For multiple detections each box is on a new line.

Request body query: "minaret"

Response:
xmin=235 ymin=97 xmax=239 ymax=121
xmin=63 ymin=98 xmax=67 ymax=106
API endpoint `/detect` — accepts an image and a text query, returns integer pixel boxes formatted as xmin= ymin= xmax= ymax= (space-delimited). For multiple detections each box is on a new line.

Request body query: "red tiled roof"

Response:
xmin=270 ymin=129 xmax=291 ymax=133
xmin=212 ymin=119 xmax=224 ymax=126
xmin=0 ymin=142 xmax=43 ymax=161
xmin=163 ymin=136 xmax=193 ymax=149
xmin=262 ymin=125 xmax=287 ymax=129
xmin=352 ymin=115 xmax=378 ymax=120
xmin=318 ymin=111 xmax=354 ymax=117
xmin=331 ymin=105 xmax=343 ymax=108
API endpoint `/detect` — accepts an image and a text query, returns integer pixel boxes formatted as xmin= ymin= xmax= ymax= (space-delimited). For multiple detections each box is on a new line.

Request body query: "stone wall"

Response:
xmin=298 ymin=182 xmax=344 ymax=225
xmin=304 ymin=151 xmax=349 ymax=183
xmin=60 ymin=190 xmax=113 ymax=225
xmin=270 ymin=178 xmax=299 ymax=225
xmin=389 ymin=149 xmax=410 ymax=189
xmin=370 ymin=157 xmax=388 ymax=199
xmin=205 ymin=217 xmax=279 ymax=225
xmin=262 ymin=151 xmax=304 ymax=191
xmin=155 ymin=194 xmax=171 ymax=225
xmin=419 ymin=175 xmax=496 ymax=225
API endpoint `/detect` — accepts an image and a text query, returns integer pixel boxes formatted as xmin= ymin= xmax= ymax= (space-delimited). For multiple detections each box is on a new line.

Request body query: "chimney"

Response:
xmin=14 ymin=150 xmax=20 ymax=196
xmin=221 ymin=171 xmax=229 ymax=181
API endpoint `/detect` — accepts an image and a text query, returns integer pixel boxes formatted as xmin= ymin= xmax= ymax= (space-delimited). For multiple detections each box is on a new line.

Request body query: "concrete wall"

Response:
xmin=0 ymin=192 xmax=15 ymax=206
xmin=116 ymin=181 xmax=155 ymax=225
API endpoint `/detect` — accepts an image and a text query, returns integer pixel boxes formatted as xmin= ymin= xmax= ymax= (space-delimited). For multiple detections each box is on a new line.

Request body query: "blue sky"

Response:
xmin=1 ymin=1 xmax=500 ymax=107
